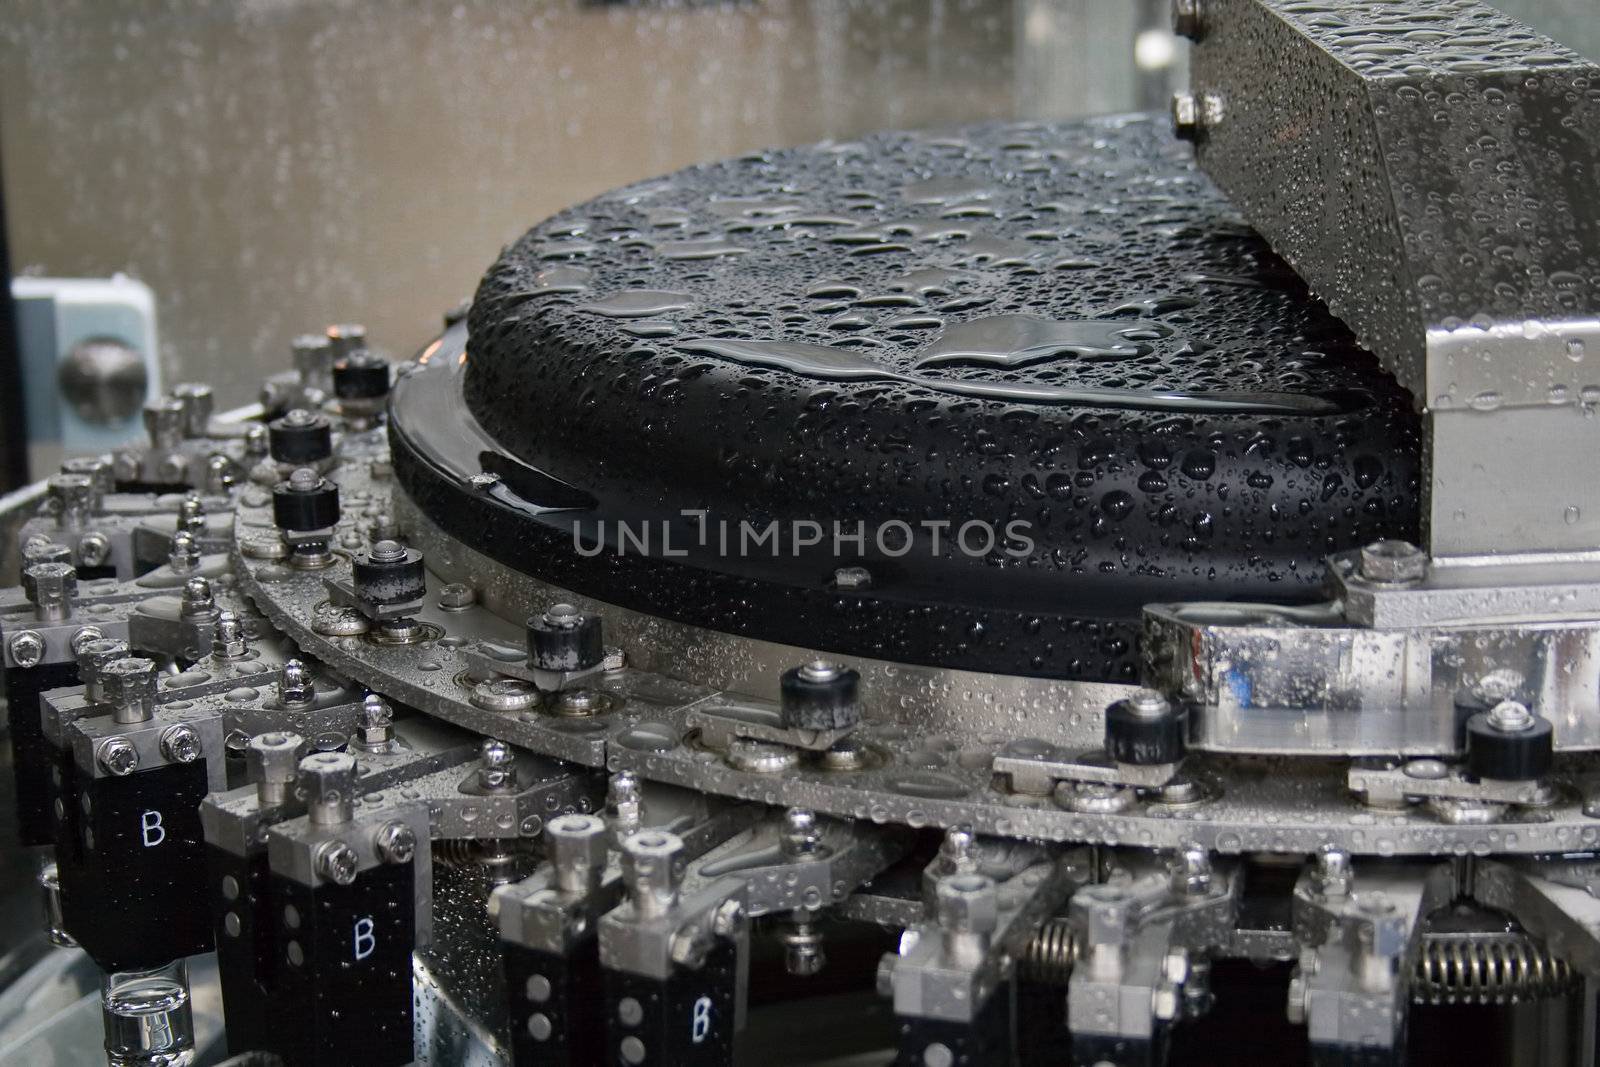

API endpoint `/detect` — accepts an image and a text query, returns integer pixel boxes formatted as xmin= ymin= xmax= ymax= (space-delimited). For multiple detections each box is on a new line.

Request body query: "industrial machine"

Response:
xmin=3 ymin=1 xmax=1598 ymax=1063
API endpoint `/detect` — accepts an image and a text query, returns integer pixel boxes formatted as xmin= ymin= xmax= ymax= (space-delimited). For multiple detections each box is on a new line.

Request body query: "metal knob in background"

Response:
xmin=58 ymin=336 xmax=148 ymax=427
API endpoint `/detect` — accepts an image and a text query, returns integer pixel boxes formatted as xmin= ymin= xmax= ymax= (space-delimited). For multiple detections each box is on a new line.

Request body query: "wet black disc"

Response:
xmin=397 ymin=114 xmax=1422 ymax=682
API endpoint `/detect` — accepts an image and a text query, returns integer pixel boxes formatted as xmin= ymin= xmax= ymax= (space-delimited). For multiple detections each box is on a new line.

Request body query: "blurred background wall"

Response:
xmin=1 ymin=0 xmax=1595 ymax=418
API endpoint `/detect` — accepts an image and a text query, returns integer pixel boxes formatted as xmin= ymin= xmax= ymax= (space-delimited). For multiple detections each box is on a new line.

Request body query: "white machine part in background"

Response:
xmin=10 ymin=275 xmax=159 ymax=474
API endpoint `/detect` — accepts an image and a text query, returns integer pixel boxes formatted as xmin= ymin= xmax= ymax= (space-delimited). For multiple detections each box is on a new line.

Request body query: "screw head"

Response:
xmin=374 ymin=821 xmax=417 ymax=865
xmin=543 ymin=603 xmax=582 ymax=628
xmin=1358 ymin=539 xmax=1426 ymax=584
xmin=314 ymin=840 xmax=360 ymax=886
xmin=797 ymin=659 xmax=843 ymax=684
xmin=287 ymin=467 xmax=321 ymax=493
xmin=7 ymin=631 xmax=45 ymax=669
xmin=1128 ymin=688 xmax=1171 ymax=717
xmin=437 ymin=583 xmax=476 ymax=610
xmin=1487 ymin=700 xmax=1536 ymax=733
xmin=369 ymin=539 xmax=406 ymax=563
xmin=782 ymin=808 xmax=823 ymax=857
xmin=97 ymin=737 xmax=140 ymax=776
xmin=77 ymin=531 xmax=111 ymax=567
xmin=159 ymin=724 xmax=203 ymax=764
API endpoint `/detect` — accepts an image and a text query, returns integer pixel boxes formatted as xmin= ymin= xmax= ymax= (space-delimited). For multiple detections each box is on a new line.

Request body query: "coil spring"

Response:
xmin=1413 ymin=935 xmax=1574 ymax=1005
xmin=1020 ymin=918 xmax=1079 ymax=985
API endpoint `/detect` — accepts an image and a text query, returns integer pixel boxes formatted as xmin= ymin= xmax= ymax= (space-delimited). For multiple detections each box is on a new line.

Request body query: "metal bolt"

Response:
xmin=212 ymin=611 xmax=248 ymax=659
xmin=243 ymin=423 xmax=269 ymax=457
xmin=358 ymin=694 xmax=395 ymax=746
xmin=937 ymin=873 xmax=998 ymax=969
xmin=76 ymin=637 xmax=129 ymax=700
xmin=1173 ymin=91 xmax=1201 ymax=140
xmin=278 ymin=659 xmax=316 ymax=708
xmin=181 ymin=576 xmax=217 ymax=620
xmin=547 ymin=813 xmax=609 ymax=895
xmin=204 ymin=454 xmax=234 ymax=493
xmin=369 ymin=539 xmax=406 ymax=564
xmin=247 ymin=731 xmax=302 ymax=806
xmin=283 ymin=407 xmax=316 ymax=428
xmin=1487 ymin=700 xmax=1535 ymax=733
xmin=169 ymin=530 xmax=201 ymax=573
xmin=298 ymin=751 xmax=357 ymax=825
xmin=1314 ymin=845 xmax=1353 ymax=898
xmin=1358 ymin=539 xmax=1427 ymax=584
xmin=23 ymin=538 xmax=72 ymax=567
xmin=97 ymin=737 xmax=139 ymax=776
xmin=314 ymin=840 xmax=360 ymax=886
xmin=102 ymin=657 xmax=157 ymax=724
xmin=781 ymin=808 xmax=823 ymax=858
xmin=374 ymin=821 xmax=417 ymax=865
xmin=77 ymin=531 xmax=111 ymax=567
xmin=833 ymin=565 xmax=871 ymax=590
xmin=23 ymin=561 xmax=77 ymax=620
xmin=178 ymin=493 xmax=206 ymax=534
xmin=621 ymin=830 xmax=684 ymax=919
xmin=1172 ymin=0 xmax=1204 ymax=38
xmin=47 ymin=473 xmax=97 ymax=525
xmin=782 ymin=915 xmax=825 ymax=976
xmin=941 ymin=824 xmax=977 ymax=873
xmin=7 ymin=631 xmax=44 ymax=669
xmin=144 ymin=396 xmax=186 ymax=447
xmin=172 ymin=382 xmax=214 ymax=437
xmin=608 ymin=770 xmax=643 ymax=834
xmin=1172 ymin=90 xmax=1224 ymax=142
xmin=287 ymin=467 xmax=321 ymax=493
xmin=714 ymin=898 xmax=746 ymax=939
xmin=543 ymin=603 xmax=582 ymax=628
xmin=797 ymin=659 xmax=843 ymax=684
xmin=479 ymin=738 xmax=517 ymax=793
xmin=1169 ymin=843 xmax=1214 ymax=897
xmin=1128 ymin=688 xmax=1171 ymax=717
xmin=159 ymin=724 xmax=203 ymax=764
xmin=437 ymin=582 xmax=476 ymax=611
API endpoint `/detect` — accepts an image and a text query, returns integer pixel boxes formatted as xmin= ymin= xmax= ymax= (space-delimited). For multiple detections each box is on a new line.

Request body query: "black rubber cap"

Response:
xmin=1465 ymin=709 xmax=1553 ymax=782
xmin=272 ymin=476 xmax=340 ymax=533
xmin=268 ymin=413 xmax=332 ymax=464
xmin=780 ymin=664 xmax=861 ymax=730
xmin=526 ymin=606 xmax=603 ymax=671
xmin=352 ymin=547 xmax=425 ymax=605
xmin=333 ymin=350 xmax=391 ymax=401
xmin=1104 ymin=697 xmax=1186 ymax=765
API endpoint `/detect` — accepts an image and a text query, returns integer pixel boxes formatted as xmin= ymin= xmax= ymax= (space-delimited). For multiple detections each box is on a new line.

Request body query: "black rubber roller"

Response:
xmin=1465 ymin=703 xmax=1554 ymax=781
xmin=527 ymin=603 xmax=603 ymax=671
xmin=780 ymin=661 xmax=861 ymax=731
xmin=333 ymin=350 xmax=391 ymax=401
xmin=268 ymin=409 xmax=332 ymax=464
xmin=352 ymin=541 xmax=425 ymax=605
xmin=272 ymin=469 xmax=340 ymax=533
xmin=1104 ymin=691 xmax=1186 ymax=765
